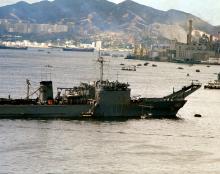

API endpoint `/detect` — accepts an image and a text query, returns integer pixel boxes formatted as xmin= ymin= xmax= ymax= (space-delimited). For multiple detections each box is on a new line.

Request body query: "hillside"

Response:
xmin=0 ymin=0 xmax=218 ymax=43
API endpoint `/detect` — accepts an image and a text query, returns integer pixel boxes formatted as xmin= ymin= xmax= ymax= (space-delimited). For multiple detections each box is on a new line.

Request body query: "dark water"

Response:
xmin=0 ymin=48 xmax=220 ymax=173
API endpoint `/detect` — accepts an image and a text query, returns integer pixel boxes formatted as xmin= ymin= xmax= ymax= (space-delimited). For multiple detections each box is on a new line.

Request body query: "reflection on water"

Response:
xmin=0 ymin=49 xmax=220 ymax=173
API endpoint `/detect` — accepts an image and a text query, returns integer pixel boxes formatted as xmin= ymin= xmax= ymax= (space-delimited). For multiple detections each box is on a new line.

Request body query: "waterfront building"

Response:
xmin=168 ymin=20 xmax=220 ymax=64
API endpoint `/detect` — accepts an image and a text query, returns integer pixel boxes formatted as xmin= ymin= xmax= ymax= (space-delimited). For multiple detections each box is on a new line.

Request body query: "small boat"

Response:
xmin=120 ymin=63 xmax=125 ymax=66
xmin=137 ymin=64 xmax=142 ymax=66
xmin=152 ymin=64 xmax=157 ymax=67
xmin=194 ymin=114 xmax=202 ymax=117
xmin=196 ymin=69 xmax=200 ymax=72
xmin=177 ymin=67 xmax=184 ymax=70
xmin=204 ymin=73 xmax=220 ymax=89
xmin=144 ymin=62 xmax=149 ymax=66
xmin=121 ymin=65 xmax=136 ymax=71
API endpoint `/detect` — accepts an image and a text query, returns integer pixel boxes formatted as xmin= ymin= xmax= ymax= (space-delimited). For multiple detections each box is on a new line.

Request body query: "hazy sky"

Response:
xmin=0 ymin=0 xmax=220 ymax=25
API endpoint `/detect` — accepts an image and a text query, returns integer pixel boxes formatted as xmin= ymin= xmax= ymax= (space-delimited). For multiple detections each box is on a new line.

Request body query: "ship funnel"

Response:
xmin=187 ymin=20 xmax=193 ymax=44
xmin=210 ymin=35 xmax=213 ymax=43
xmin=39 ymin=81 xmax=53 ymax=104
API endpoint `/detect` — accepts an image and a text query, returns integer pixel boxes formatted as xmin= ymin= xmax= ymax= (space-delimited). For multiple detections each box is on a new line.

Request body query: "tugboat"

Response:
xmin=204 ymin=73 xmax=220 ymax=89
xmin=144 ymin=62 xmax=149 ymax=66
xmin=0 ymin=57 xmax=201 ymax=119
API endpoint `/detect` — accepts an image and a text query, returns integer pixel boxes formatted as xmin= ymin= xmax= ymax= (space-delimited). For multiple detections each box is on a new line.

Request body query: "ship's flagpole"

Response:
xmin=26 ymin=79 xmax=31 ymax=99
xmin=98 ymin=49 xmax=104 ymax=82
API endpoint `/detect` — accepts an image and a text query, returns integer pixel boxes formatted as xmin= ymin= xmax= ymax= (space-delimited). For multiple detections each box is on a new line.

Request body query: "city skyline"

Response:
xmin=0 ymin=0 xmax=219 ymax=25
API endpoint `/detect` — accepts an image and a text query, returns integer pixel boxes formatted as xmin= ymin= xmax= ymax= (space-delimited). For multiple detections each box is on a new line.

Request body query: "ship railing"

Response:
xmin=164 ymin=81 xmax=202 ymax=100
xmin=97 ymin=80 xmax=129 ymax=91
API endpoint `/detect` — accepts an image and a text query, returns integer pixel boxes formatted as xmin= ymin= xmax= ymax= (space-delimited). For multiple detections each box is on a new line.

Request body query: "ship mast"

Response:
xmin=97 ymin=50 xmax=104 ymax=82
xmin=26 ymin=79 xmax=31 ymax=99
xmin=98 ymin=56 xmax=104 ymax=82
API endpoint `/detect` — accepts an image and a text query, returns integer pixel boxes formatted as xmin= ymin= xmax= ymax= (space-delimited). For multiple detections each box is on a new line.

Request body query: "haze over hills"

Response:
xmin=0 ymin=0 xmax=218 ymax=43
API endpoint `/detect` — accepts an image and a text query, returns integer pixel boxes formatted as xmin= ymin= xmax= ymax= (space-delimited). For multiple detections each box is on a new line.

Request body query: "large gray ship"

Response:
xmin=0 ymin=58 xmax=201 ymax=119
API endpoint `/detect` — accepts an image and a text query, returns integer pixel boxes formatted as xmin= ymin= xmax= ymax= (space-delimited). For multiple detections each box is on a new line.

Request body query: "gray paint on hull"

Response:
xmin=93 ymin=100 xmax=186 ymax=118
xmin=0 ymin=105 xmax=91 ymax=119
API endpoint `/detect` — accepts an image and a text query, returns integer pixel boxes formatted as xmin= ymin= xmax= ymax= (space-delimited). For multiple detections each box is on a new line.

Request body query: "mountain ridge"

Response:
xmin=0 ymin=0 xmax=218 ymax=43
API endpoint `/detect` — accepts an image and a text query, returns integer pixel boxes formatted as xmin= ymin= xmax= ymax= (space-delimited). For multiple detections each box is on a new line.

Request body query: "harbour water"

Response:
xmin=0 ymin=48 xmax=220 ymax=173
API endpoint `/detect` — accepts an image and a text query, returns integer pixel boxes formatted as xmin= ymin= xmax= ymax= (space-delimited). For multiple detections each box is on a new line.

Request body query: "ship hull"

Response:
xmin=0 ymin=100 xmax=186 ymax=119
xmin=63 ymin=48 xmax=94 ymax=52
xmin=139 ymin=99 xmax=187 ymax=118
xmin=93 ymin=99 xmax=187 ymax=119
xmin=0 ymin=104 xmax=91 ymax=119
xmin=0 ymin=45 xmax=28 ymax=50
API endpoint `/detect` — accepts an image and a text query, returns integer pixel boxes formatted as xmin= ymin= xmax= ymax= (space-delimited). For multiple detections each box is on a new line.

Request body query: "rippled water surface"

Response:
xmin=0 ymin=48 xmax=220 ymax=173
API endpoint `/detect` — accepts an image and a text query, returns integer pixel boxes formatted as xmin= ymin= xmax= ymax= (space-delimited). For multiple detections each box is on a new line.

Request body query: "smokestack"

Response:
xmin=187 ymin=20 xmax=193 ymax=44
xmin=210 ymin=35 xmax=213 ymax=43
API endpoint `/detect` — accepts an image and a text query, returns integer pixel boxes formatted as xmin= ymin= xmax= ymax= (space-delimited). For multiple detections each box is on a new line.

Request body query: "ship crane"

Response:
xmin=25 ymin=79 xmax=40 ymax=100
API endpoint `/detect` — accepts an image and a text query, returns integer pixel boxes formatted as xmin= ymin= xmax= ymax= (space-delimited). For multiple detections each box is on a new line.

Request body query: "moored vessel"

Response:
xmin=0 ymin=44 xmax=28 ymax=50
xmin=121 ymin=65 xmax=136 ymax=71
xmin=63 ymin=47 xmax=95 ymax=52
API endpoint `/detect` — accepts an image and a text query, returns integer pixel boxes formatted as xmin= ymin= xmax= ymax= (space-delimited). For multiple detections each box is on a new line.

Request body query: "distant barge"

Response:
xmin=0 ymin=45 xmax=28 ymax=50
xmin=63 ymin=47 xmax=95 ymax=52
